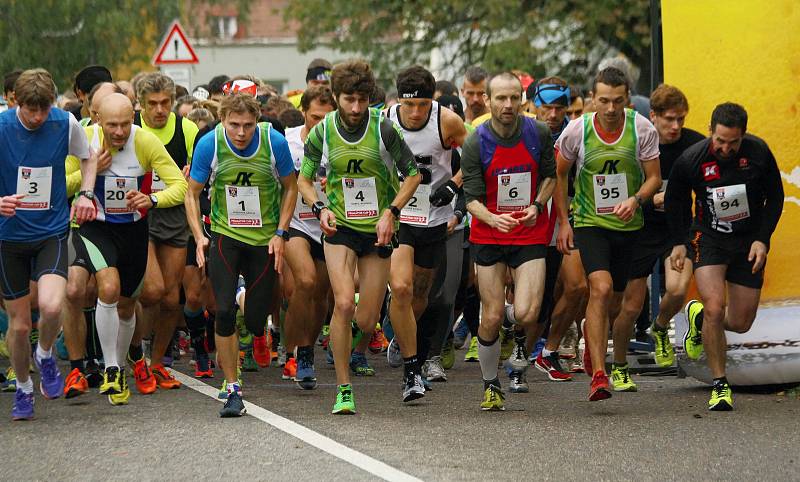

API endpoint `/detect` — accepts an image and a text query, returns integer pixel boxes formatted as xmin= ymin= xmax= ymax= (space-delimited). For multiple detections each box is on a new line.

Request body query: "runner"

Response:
xmin=461 ymin=72 xmax=556 ymax=411
xmin=554 ymin=67 xmax=661 ymax=402
xmin=461 ymin=66 xmax=489 ymax=125
xmin=298 ymin=60 xmax=422 ymax=414
xmin=665 ymin=102 xmax=783 ymax=410
xmin=186 ymin=91 xmax=296 ymax=417
xmin=0 ymin=69 xmax=97 ymax=420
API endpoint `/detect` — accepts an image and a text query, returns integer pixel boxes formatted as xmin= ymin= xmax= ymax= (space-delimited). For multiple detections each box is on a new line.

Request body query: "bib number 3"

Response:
xmin=16 ymin=166 xmax=53 ymax=210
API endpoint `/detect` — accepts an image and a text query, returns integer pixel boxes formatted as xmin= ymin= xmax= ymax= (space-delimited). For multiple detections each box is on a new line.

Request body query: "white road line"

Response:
xmin=170 ymin=369 xmax=423 ymax=482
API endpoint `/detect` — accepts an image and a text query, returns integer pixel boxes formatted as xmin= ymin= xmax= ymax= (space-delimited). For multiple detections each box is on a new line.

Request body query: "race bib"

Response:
xmin=103 ymin=176 xmax=137 ymax=214
xmin=593 ymin=173 xmax=628 ymax=214
xmin=151 ymin=171 xmax=166 ymax=192
xmin=713 ymin=184 xmax=750 ymax=222
xmin=16 ymin=166 xmax=52 ymax=210
xmin=225 ymin=185 xmax=262 ymax=227
xmin=343 ymin=177 xmax=378 ymax=219
xmin=496 ymin=172 xmax=531 ymax=212
xmin=654 ymin=180 xmax=668 ymax=212
xmin=296 ymin=182 xmax=328 ymax=221
xmin=399 ymin=184 xmax=431 ymax=226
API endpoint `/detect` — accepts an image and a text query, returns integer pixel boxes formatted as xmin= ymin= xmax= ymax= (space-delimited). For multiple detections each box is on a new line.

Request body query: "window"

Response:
xmin=211 ymin=16 xmax=238 ymax=40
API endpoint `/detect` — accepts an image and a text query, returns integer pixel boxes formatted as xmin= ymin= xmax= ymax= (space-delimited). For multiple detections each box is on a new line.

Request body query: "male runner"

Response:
xmin=298 ymin=60 xmax=421 ymax=414
xmin=461 ymin=66 xmax=490 ymax=125
xmin=0 ymin=69 xmax=97 ymax=419
xmin=665 ymin=102 xmax=783 ymax=410
xmin=461 ymin=72 xmax=556 ymax=411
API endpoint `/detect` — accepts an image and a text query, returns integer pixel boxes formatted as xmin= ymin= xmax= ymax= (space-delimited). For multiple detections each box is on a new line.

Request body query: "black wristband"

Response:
xmin=312 ymin=201 xmax=327 ymax=220
xmin=533 ymin=201 xmax=544 ymax=214
xmin=389 ymin=205 xmax=401 ymax=218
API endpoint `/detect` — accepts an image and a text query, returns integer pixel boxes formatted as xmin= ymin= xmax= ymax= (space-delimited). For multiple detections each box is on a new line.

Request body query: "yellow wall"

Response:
xmin=662 ymin=0 xmax=800 ymax=301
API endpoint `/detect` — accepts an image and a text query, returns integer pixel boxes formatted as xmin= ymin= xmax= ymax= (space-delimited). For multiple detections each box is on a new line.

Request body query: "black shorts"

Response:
xmin=323 ymin=225 xmax=394 ymax=259
xmin=687 ymin=230 xmax=764 ymax=289
xmin=470 ymin=243 xmax=546 ymax=269
xmin=149 ymin=205 xmax=190 ymax=248
xmin=0 ymin=232 xmax=68 ymax=300
xmin=73 ymin=219 xmax=149 ymax=298
xmin=629 ymin=230 xmax=671 ymax=280
xmin=398 ymin=223 xmax=447 ymax=269
xmin=289 ymin=228 xmax=325 ymax=261
xmin=574 ymin=226 xmax=639 ymax=292
xmin=186 ymin=222 xmax=213 ymax=267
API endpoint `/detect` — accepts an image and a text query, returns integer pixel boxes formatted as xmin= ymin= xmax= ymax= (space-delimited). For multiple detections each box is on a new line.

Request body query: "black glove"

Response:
xmin=429 ymin=180 xmax=458 ymax=207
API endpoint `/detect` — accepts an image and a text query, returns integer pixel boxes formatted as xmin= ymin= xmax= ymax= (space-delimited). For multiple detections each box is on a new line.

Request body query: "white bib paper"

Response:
xmin=713 ymin=184 xmax=750 ymax=222
xmin=343 ymin=177 xmax=378 ymax=219
xmin=399 ymin=184 xmax=432 ymax=226
xmin=151 ymin=171 xmax=166 ymax=192
xmin=225 ymin=185 xmax=262 ymax=227
xmin=296 ymin=182 xmax=328 ymax=221
xmin=103 ymin=176 xmax=136 ymax=214
xmin=496 ymin=172 xmax=531 ymax=212
xmin=16 ymin=166 xmax=52 ymax=210
xmin=593 ymin=173 xmax=628 ymax=214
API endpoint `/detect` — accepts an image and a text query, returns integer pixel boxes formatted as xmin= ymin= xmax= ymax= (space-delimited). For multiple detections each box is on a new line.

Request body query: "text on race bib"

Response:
xmin=713 ymin=184 xmax=750 ymax=222
xmin=496 ymin=172 xmax=531 ymax=212
xmin=593 ymin=173 xmax=628 ymax=214
xmin=399 ymin=184 xmax=431 ymax=226
xmin=296 ymin=182 xmax=328 ymax=221
xmin=151 ymin=171 xmax=166 ymax=192
xmin=16 ymin=166 xmax=52 ymax=210
xmin=342 ymin=177 xmax=378 ymax=219
xmin=104 ymin=176 xmax=137 ymax=214
xmin=225 ymin=185 xmax=262 ymax=227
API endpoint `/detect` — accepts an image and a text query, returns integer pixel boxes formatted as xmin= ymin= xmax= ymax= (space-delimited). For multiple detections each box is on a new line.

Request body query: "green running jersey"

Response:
xmin=572 ymin=109 xmax=644 ymax=231
xmin=210 ymin=122 xmax=283 ymax=246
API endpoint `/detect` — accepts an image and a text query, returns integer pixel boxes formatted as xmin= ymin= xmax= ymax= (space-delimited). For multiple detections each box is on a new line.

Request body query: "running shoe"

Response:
xmin=132 ymin=357 xmax=157 ymax=394
xmin=34 ymin=354 xmax=63 ymax=399
xmin=55 ymin=332 xmax=69 ymax=360
xmin=611 ymin=364 xmax=638 ymax=392
xmin=277 ymin=343 xmax=288 ymax=367
xmin=535 ymin=351 xmax=573 ymax=382
xmin=0 ymin=334 xmax=9 ymax=359
xmin=402 ymin=372 xmax=426 ymax=402
xmin=350 ymin=352 xmax=375 ymax=376
xmin=708 ymin=381 xmax=733 ymax=411
xmin=508 ymin=371 xmax=529 ymax=393
xmin=509 ymin=341 xmax=529 ymax=373
xmin=422 ymin=357 xmax=447 ymax=382
xmin=85 ymin=360 xmax=102 ymax=388
xmin=440 ymin=338 xmax=455 ymax=369
xmin=218 ymin=375 xmax=243 ymax=400
xmin=589 ymin=371 xmax=612 ymax=401
xmin=560 ymin=324 xmax=579 ymax=359
xmin=161 ymin=355 xmax=174 ymax=368
xmin=241 ymin=350 xmax=259 ymax=372
xmin=2 ymin=367 xmax=17 ymax=392
xmin=220 ymin=388 xmax=246 ymax=417
xmin=194 ymin=353 xmax=214 ymax=379
xmin=651 ymin=322 xmax=675 ymax=367
xmin=499 ymin=327 xmax=513 ymax=360
xmin=151 ymin=364 xmax=181 ymax=389
xmin=63 ymin=368 xmax=88 ymax=399
xmin=11 ymin=390 xmax=34 ymax=421
xmin=108 ymin=371 xmax=130 ymax=406
xmin=684 ymin=300 xmax=704 ymax=360
xmin=296 ymin=348 xmax=316 ymax=390
xmin=318 ymin=324 xmax=330 ymax=346
xmin=464 ymin=336 xmax=479 ymax=362
xmin=282 ymin=357 xmax=297 ymax=381
xmin=387 ymin=337 xmax=402 ymax=368
xmin=100 ymin=366 xmax=121 ymax=395
xmin=253 ymin=334 xmax=270 ymax=368
xmin=332 ymin=384 xmax=356 ymax=414
xmin=176 ymin=330 xmax=191 ymax=357
xmin=480 ymin=384 xmax=505 ymax=411
xmin=369 ymin=327 xmax=388 ymax=354
xmin=453 ymin=319 xmax=469 ymax=349
xmin=325 ymin=342 xmax=334 ymax=365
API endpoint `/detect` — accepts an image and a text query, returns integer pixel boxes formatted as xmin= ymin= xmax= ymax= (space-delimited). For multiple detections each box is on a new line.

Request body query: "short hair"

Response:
xmin=175 ymin=94 xmax=196 ymax=108
xmin=370 ymin=85 xmax=386 ymax=106
xmin=436 ymin=94 xmax=464 ymax=121
xmin=187 ymin=107 xmax=215 ymax=126
xmin=4 ymin=70 xmax=22 ymax=95
xmin=463 ymin=66 xmax=489 ymax=86
xmin=593 ymin=67 xmax=630 ymax=93
xmin=650 ymin=84 xmax=689 ymax=115
xmin=300 ymin=85 xmax=335 ymax=111
xmin=711 ymin=102 xmax=747 ymax=132
xmin=136 ymin=72 xmax=176 ymax=107
xmin=435 ymin=80 xmax=458 ymax=97
xmin=278 ymin=108 xmax=305 ymax=128
xmin=568 ymin=84 xmax=583 ymax=102
xmin=598 ymin=57 xmax=639 ymax=86
xmin=331 ymin=60 xmax=375 ymax=97
xmin=265 ymin=96 xmax=294 ymax=117
xmin=537 ymin=76 xmax=568 ymax=88
xmin=219 ymin=92 xmax=261 ymax=120
xmin=208 ymin=75 xmax=231 ymax=95
xmin=73 ymin=65 xmax=112 ymax=95
xmin=87 ymin=82 xmax=123 ymax=108
xmin=486 ymin=71 xmax=522 ymax=98
xmin=14 ymin=69 xmax=56 ymax=109
xmin=396 ymin=65 xmax=435 ymax=98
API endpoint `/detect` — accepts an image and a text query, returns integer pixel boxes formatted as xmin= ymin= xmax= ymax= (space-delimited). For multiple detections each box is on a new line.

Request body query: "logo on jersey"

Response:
xmin=738 ymin=158 xmax=749 ymax=169
xmin=702 ymin=162 xmax=720 ymax=181
xmin=344 ymin=178 xmax=354 ymax=188
xmin=21 ymin=168 xmax=31 ymax=179
xmin=716 ymin=189 xmax=725 ymax=200
xmin=501 ymin=175 xmax=510 ymax=186
xmin=116 ymin=179 xmax=126 ymax=188
xmin=228 ymin=186 xmax=238 ymax=197
xmin=596 ymin=176 xmax=605 ymax=186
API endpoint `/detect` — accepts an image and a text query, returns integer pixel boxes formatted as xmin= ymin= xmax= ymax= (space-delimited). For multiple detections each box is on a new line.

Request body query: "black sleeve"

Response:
xmin=757 ymin=143 xmax=784 ymax=247
xmin=664 ymin=153 xmax=695 ymax=246
xmin=453 ymin=187 xmax=466 ymax=219
xmin=535 ymin=121 xmax=556 ymax=179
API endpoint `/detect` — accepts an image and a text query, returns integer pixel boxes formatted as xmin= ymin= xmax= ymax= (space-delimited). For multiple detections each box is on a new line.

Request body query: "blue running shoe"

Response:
xmin=12 ymin=390 xmax=34 ymax=421
xmin=296 ymin=347 xmax=316 ymax=390
xmin=349 ymin=351 xmax=375 ymax=376
xmin=55 ymin=333 xmax=69 ymax=361
xmin=220 ymin=388 xmax=246 ymax=417
xmin=326 ymin=342 xmax=334 ymax=365
xmin=35 ymin=355 xmax=63 ymax=400
xmin=453 ymin=318 xmax=470 ymax=349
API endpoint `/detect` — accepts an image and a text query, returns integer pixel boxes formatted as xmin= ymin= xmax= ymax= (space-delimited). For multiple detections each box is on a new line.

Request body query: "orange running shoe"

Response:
xmin=151 ymin=364 xmax=181 ymax=389
xmin=369 ymin=328 xmax=387 ymax=354
xmin=253 ymin=334 xmax=271 ymax=368
xmin=132 ymin=357 xmax=157 ymax=394
xmin=268 ymin=330 xmax=278 ymax=361
xmin=64 ymin=368 xmax=88 ymax=399
xmin=589 ymin=371 xmax=612 ymax=401
xmin=282 ymin=357 xmax=297 ymax=380
xmin=194 ymin=353 xmax=214 ymax=378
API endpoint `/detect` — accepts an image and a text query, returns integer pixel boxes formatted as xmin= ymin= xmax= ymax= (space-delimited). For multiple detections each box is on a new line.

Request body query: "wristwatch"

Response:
xmin=634 ymin=194 xmax=644 ymax=206
xmin=312 ymin=201 xmax=327 ymax=220
xmin=149 ymin=194 xmax=158 ymax=208
xmin=275 ymin=228 xmax=290 ymax=241
xmin=389 ymin=205 xmax=401 ymax=218
xmin=78 ymin=190 xmax=95 ymax=200
xmin=533 ymin=201 xmax=544 ymax=214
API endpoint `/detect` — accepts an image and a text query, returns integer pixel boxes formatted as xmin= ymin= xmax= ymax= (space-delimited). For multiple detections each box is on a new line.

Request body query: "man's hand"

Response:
xmin=748 ymin=240 xmax=768 ymax=273
xmin=195 ymin=236 xmax=209 ymax=269
xmin=556 ymin=222 xmax=574 ymax=255
xmin=517 ymin=204 xmax=539 ymax=227
xmin=652 ymin=191 xmax=665 ymax=210
xmin=669 ymin=245 xmax=687 ymax=272
xmin=95 ymin=147 xmax=112 ymax=172
xmin=613 ymin=196 xmax=639 ymax=222
xmin=125 ymin=190 xmax=153 ymax=210
xmin=319 ymin=208 xmax=337 ymax=236
xmin=71 ymin=195 xmax=97 ymax=225
xmin=375 ymin=210 xmax=395 ymax=246
xmin=490 ymin=212 xmax=519 ymax=234
xmin=0 ymin=194 xmax=24 ymax=217
xmin=269 ymin=236 xmax=285 ymax=275
xmin=447 ymin=215 xmax=459 ymax=235
xmin=182 ymin=165 xmax=191 ymax=179
xmin=429 ymin=180 xmax=458 ymax=207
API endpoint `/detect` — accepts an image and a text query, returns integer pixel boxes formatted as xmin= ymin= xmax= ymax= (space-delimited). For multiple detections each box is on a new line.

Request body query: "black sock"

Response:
xmin=713 ymin=376 xmax=728 ymax=386
xmin=298 ymin=345 xmax=313 ymax=359
xmin=652 ymin=319 xmax=668 ymax=332
xmin=185 ymin=308 xmax=208 ymax=357
xmin=483 ymin=377 xmax=500 ymax=390
xmin=128 ymin=344 xmax=143 ymax=361
xmin=70 ymin=359 xmax=85 ymax=371
xmin=513 ymin=328 xmax=527 ymax=346
xmin=403 ymin=355 xmax=419 ymax=375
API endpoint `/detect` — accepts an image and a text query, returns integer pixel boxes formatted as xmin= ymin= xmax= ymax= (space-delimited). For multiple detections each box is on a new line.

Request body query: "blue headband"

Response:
xmin=534 ymin=84 xmax=570 ymax=107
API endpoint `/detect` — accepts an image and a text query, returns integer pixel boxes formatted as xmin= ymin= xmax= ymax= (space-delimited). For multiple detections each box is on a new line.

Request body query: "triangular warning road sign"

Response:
xmin=153 ymin=21 xmax=199 ymax=65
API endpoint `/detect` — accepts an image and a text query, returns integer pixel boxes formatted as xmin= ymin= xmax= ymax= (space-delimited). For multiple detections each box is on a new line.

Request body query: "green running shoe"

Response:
xmin=480 ymin=384 xmax=505 ymax=411
xmin=651 ymin=322 xmax=675 ymax=367
xmin=611 ymin=363 xmax=638 ymax=392
xmin=440 ymin=338 xmax=455 ymax=370
xmin=349 ymin=352 xmax=375 ymax=376
xmin=218 ymin=375 xmax=243 ymax=399
xmin=708 ymin=382 xmax=733 ymax=411
xmin=332 ymin=384 xmax=356 ymax=414
xmin=2 ymin=367 xmax=17 ymax=392
xmin=499 ymin=327 xmax=513 ymax=361
xmin=241 ymin=350 xmax=259 ymax=372
xmin=683 ymin=300 xmax=704 ymax=360
xmin=464 ymin=336 xmax=479 ymax=362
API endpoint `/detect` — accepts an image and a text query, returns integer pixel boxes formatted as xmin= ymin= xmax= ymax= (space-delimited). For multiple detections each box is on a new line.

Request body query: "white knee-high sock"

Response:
xmin=477 ymin=335 xmax=501 ymax=382
xmin=117 ymin=313 xmax=136 ymax=369
xmin=96 ymin=300 xmax=120 ymax=368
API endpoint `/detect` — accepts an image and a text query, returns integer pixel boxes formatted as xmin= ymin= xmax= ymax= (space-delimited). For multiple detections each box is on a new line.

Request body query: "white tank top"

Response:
xmin=286 ymin=125 xmax=325 ymax=243
xmin=387 ymin=101 xmax=453 ymax=227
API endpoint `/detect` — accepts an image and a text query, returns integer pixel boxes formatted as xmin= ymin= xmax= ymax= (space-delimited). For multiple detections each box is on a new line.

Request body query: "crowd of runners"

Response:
xmin=0 ymin=55 xmax=784 ymax=420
